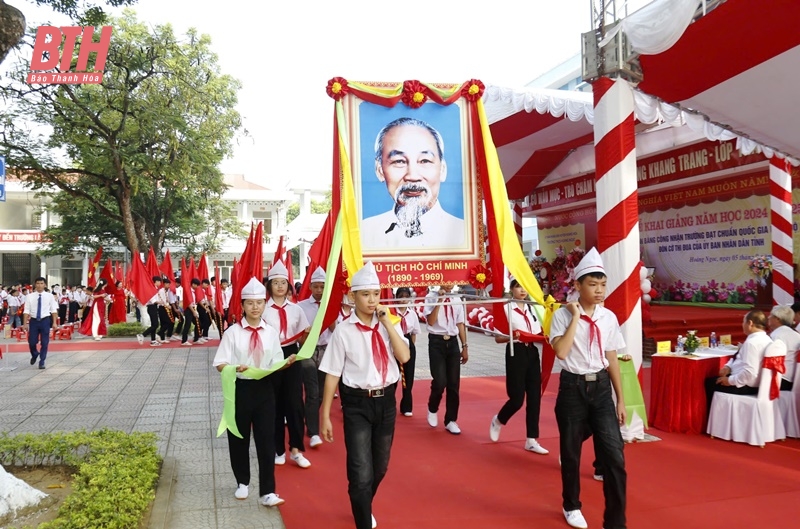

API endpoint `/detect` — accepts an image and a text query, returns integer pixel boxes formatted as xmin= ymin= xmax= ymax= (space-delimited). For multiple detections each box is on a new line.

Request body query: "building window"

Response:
xmin=252 ymin=210 xmax=273 ymax=234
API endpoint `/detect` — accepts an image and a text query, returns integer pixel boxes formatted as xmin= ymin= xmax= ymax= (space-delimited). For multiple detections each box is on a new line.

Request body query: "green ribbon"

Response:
xmin=217 ymin=213 xmax=346 ymax=438
xmin=618 ymin=359 xmax=648 ymax=428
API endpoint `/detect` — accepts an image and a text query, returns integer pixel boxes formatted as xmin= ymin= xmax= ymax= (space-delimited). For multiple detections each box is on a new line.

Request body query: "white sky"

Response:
xmin=8 ymin=0 xmax=651 ymax=192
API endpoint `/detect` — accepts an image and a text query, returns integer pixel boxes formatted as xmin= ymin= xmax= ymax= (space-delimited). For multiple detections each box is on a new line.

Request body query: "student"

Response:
xmin=180 ymin=279 xmax=202 ymax=346
xmin=23 ymin=277 xmax=60 ymax=369
xmin=297 ymin=266 xmax=332 ymax=448
xmin=212 ymin=276 xmax=295 ymax=507
xmin=392 ymin=287 xmax=421 ymax=417
xmin=264 ymin=260 xmax=311 ymax=468
xmin=320 ymin=261 xmax=410 ymax=529
xmin=137 ymin=276 xmax=163 ymax=347
xmin=550 ymin=248 xmax=627 ymax=529
xmin=489 ymin=278 xmax=548 ymax=454
xmin=424 ymin=284 xmax=468 ymax=434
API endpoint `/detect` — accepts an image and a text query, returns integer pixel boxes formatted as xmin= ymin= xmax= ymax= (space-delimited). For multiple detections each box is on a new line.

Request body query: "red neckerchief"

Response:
xmin=355 ymin=321 xmax=389 ymax=385
xmin=241 ymin=321 xmax=264 ymax=367
xmin=580 ymin=314 xmax=603 ymax=363
xmin=513 ymin=307 xmax=532 ymax=333
xmin=270 ymin=301 xmax=288 ymax=338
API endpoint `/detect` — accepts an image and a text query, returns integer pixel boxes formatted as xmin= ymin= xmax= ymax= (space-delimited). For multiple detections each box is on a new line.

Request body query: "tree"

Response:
xmin=0 ymin=1 xmax=137 ymax=66
xmin=1 ymin=11 xmax=245 ymax=255
xmin=285 ymin=190 xmax=332 ymax=224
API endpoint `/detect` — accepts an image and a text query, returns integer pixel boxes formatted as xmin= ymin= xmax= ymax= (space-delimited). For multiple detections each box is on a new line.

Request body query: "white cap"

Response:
xmin=241 ymin=277 xmax=266 ymax=299
xmin=311 ymin=266 xmax=326 ymax=283
xmin=573 ymin=247 xmax=605 ymax=279
xmin=350 ymin=262 xmax=380 ymax=291
xmin=268 ymin=260 xmax=289 ymax=280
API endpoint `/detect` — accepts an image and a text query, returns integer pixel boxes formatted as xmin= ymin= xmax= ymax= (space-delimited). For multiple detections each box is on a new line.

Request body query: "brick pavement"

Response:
xmin=0 ymin=327 xmax=512 ymax=529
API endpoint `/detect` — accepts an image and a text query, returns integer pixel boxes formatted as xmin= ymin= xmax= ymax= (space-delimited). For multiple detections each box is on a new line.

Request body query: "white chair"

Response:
xmin=707 ymin=340 xmax=787 ymax=447
xmin=777 ymin=350 xmax=800 ymax=438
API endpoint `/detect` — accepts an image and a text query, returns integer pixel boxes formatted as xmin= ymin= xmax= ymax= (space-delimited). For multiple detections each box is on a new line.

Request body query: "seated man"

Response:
xmin=704 ymin=309 xmax=772 ymax=415
xmin=768 ymin=305 xmax=800 ymax=391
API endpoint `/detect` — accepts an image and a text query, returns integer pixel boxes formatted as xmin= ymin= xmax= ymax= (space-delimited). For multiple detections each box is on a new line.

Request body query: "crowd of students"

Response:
xmin=213 ymin=247 xmax=631 ymax=529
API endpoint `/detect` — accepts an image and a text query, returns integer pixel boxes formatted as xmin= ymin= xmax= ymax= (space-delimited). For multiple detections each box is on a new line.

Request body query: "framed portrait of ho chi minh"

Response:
xmin=342 ymin=81 xmax=485 ymax=288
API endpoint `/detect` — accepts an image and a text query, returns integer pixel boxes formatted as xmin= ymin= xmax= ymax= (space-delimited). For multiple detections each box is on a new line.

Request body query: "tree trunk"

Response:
xmin=119 ymin=189 xmax=141 ymax=254
xmin=0 ymin=1 xmax=25 ymax=66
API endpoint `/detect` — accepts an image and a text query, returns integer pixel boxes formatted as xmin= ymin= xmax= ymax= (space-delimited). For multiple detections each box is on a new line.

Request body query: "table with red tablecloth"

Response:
xmin=650 ymin=350 xmax=734 ymax=434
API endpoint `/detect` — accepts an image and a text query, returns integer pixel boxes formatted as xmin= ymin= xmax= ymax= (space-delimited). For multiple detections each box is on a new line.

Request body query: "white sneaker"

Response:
xmin=525 ymin=438 xmax=549 ymax=455
xmin=181 ymin=341 xmax=193 ymax=346
xmin=402 ymin=412 xmax=413 ymax=417
xmin=372 ymin=514 xmax=377 ymax=528
xmin=234 ymin=483 xmax=249 ymax=500
xmin=291 ymin=452 xmax=311 ymax=468
xmin=593 ymin=473 xmax=604 ymax=482
xmin=261 ymin=493 xmax=285 ymax=507
xmin=198 ymin=337 xmax=208 ymax=343
xmin=445 ymin=421 xmax=461 ymax=435
xmin=136 ymin=334 xmax=143 ymax=345
xmin=427 ymin=410 xmax=438 ymax=428
xmin=150 ymin=341 xmax=161 ymax=347
xmin=563 ymin=509 xmax=588 ymax=529
xmin=489 ymin=415 xmax=502 ymax=442
xmin=309 ymin=435 xmax=323 ymax=448
xmin=275 ymin=453 xmax=286 ymax=465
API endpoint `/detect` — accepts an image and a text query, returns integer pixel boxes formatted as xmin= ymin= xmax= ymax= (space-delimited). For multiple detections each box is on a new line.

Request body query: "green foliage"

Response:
xmin=107 ymin=321 xmax=145 ymax=336
xmin=1 ymin=11 xmax=244 ymax=254
xmin=0 ymin=429 xmax=160 ymax=529
xmin=285 ymin=191 xmax=333 ymax=225
xmin=30 ymin=1 xmax=139 ymax=26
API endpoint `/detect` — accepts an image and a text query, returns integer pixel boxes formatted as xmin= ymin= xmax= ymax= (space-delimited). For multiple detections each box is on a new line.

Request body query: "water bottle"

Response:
xmin=710 ymin=332 xmax=717 ymax=348
xmin=676 ymin=335 xmax=683 ymax=353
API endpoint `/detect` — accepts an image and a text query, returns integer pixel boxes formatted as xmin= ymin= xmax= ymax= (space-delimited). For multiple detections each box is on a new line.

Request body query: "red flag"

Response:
xmin=116 ymin=262 xmax=124 ymax=286
xmin=228 ymin=257 xmax=242 ymax=324
xmin=87 ymin=247 xmax=103 ymax=288
xmin=160 ymin=249 xmax=176 ymax=293
xmin=146 ymin=247 xmax=161 ymax=282
xmin=180 ymin=258 xmax=191 ymax=310
xmin=129 ymin=252 xmax=157 ymax=304
xmin=228 ymin=222 xmax=264 ymax=324
xmin=284 ymin=251 xmax=295 ymax=301
xmin=99 ymin=260 xmax=117 ymax=294
xmin=197 ymin=253 xmax=210 ymax=282
xmin=214 ymin=265 xmax=224 ymax=314
xmin=272 ymin=234 xmax=284 ymax=266
xmin=252 ymin=222 xmax=264 ymax=280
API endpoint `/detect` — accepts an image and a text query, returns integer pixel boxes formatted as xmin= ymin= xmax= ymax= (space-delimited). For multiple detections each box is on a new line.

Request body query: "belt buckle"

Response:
xmin=585 ymin=373 xmax=597 ymax=382
xmin=442 ymin=335 xmax=451 ymax=341
xmin=369 ymin=388 xmax=385 ymax=398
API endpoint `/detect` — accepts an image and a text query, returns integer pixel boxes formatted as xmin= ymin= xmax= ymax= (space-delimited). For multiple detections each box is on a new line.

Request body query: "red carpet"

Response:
xmin=278 ymin=374 xmax=800 ymax=529
xmin=644 ymin=304 xmax=749 ymax=346
xmin=0 ymin=337 xmax=219 ymax=354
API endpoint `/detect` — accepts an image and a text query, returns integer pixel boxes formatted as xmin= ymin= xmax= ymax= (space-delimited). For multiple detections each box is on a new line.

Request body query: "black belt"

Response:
xmin=341 ymin=382 xmax=397 ymax=398
xmin=429 ymin=333 xmax=456 ymax=341
xmin=29 ymin=317 xmax=50 ymax=322
xmin=560 ymin=369 xmax=608 ymax=382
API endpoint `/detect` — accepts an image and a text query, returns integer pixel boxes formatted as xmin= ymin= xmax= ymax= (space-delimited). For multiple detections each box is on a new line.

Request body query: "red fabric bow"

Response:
xmin=242 ymin=324 xmax=264 ymax=367
xmin=580 ymin=315 xmax=604 ymax=363
xmin=326 ymin=77 xmax=349 ymax=100
xmin=356 ymin=322 xmax=389 ymax=385
xmin=763 ymin=356 xmax=786 ymax=400
xmin=271 ymin=303 xmax=288 ymax=338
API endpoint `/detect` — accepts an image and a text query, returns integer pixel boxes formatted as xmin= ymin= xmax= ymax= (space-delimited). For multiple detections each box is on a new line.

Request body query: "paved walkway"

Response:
xmin=0 ymin=327 xmax=510 ymax=529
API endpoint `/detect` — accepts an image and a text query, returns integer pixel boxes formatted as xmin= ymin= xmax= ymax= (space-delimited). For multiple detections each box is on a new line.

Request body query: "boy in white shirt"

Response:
xmin=550 ymin=248 xmax=627 ymax=529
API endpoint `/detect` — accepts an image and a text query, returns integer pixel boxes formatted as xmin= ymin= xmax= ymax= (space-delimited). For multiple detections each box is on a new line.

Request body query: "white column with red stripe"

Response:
xmin=513 ymin=202 xmax=523 ymax=246
xmin=593 ymin=76 xmax=643 ymax=441
xmin=770 ymin=158 xmax=794 ymax=305
xmin=592 ymin=77 xmax=642 ymax=371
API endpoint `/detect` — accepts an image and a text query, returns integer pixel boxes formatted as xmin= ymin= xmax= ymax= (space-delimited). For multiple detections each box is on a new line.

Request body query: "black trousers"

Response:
xmin=181 ymin=311 xmax=199 ymax=343
xmin=398 ymin=335 xmax=416 ymax=415
xmin=198 ymin=306 xmax=211 ymax=338
xmin=173 ymin=310 xmax=185 ymax=335
xmin=704 ymin=376 xmax=758 ymax=416
xmin=555 ymin=370 xmax=626 ymax=529
xmin=497 ymin=342 xmax=542 ymax=438
xmin=157 ymin=306 xmax=172 ymax=340
xmin=781 ymin=378 xmax=793 ymax=391
xmin=227 ymin=377 xmax=277 ymax=496
xmin=427 ymin=334 xmax=461 ymax=424
xmin=341 ymin=384 xmax=397 ymax=529
xmin=143 ymin=304 xmax=159 ymax=341
xmin=301 ymin=345 xmax=327 ymax=437
xmin=68 ymin=301 xmax=79 ymax=323
xmin=58 ymin=304 xmax=68 ymax=325
xmin=274 ymin=343 xmax=306 ymax=454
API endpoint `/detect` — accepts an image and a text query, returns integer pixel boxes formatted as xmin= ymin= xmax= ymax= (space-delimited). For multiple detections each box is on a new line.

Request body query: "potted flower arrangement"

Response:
xmin=684 ymin=330 xmax=700 ymax=353
xmin=748 ymin=254 xmax=772 ymax=286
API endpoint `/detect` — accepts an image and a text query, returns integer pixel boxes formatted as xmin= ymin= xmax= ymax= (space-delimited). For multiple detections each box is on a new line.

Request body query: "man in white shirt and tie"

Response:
xmin=23 ymin=277 xmax=60 ymax=369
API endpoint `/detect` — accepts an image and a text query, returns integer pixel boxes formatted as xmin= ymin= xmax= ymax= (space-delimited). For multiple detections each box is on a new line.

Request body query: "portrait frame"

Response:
xmin=343 ymin=83 xmax=485 ymax=287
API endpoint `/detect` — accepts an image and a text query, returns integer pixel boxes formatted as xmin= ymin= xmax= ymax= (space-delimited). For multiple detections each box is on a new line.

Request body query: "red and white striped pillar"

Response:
xmin=513 ymin=202 xmax=523 ymax=246
xmin=770 ymin=157 xmax=794 ymax=305
xmin=592 ymin=77 xmax=642 ymax=371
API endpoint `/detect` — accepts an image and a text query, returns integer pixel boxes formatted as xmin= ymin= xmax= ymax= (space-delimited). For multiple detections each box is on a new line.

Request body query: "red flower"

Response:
xmin=402 ymin=80 xmax=428 ymax=108
xmin=468 ymin=264 xmax=492 ymax=290
xmin=461 ymin=79 xmax=485 ymax=101
xmin=326 ymin=77 xmax=349 ymax=100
